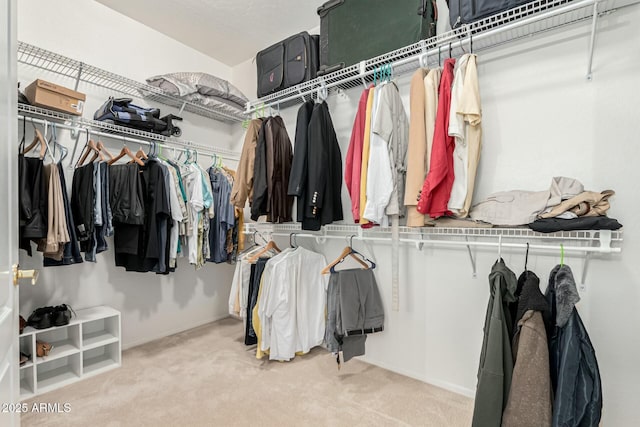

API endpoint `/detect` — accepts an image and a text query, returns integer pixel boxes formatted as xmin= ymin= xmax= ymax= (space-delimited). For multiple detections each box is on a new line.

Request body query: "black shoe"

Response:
xmin=51 ymin=304 xmax=74 ymax=327
xmin=26 ymin=306 xmax=55 ymax=329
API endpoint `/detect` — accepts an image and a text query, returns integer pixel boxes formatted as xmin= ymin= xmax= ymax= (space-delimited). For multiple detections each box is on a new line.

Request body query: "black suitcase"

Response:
xmin=448 ymin=0 xmax=535 ymax=28
xmin=256 ymin=31 xmax=319 ymax=98
xmin=317 ymin=0 xmax=437 ymax=74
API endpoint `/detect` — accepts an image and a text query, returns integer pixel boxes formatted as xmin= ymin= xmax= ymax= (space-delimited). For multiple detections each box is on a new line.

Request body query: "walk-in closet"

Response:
xmin=1 ymin=0 xmax=638 ymax=426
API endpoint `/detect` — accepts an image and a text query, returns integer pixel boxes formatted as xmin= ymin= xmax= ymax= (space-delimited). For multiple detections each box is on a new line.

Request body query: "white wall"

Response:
xmin=17 ymin=0 xmax=240 ymax=349
xmin=231 ymin=5 xmax=640 ymax=426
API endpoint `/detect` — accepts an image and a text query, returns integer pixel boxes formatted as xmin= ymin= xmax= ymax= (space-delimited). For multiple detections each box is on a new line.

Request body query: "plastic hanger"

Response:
xmin=560 ymin=244 xmax=565 ymax=266
xmin=524 ymin=242 xmax=530 ymax=277
xmin=289 ymin=233 xmax=298 ymax=249
xmin=321 ymin=235 xmax=376 ymax=275
xmin=248 ymin=240 xmax=281 ymax=263
xmin=497 ymin=235 xmax=503 ymax=261
xmin=47 ymin=123 xmax=68 ymax=163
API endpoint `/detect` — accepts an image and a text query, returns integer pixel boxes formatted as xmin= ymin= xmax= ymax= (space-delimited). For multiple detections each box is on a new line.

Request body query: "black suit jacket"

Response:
xmin=305 ymin=102 xmax=343 ymax=231
xmin=288 ymin=100 xmax=315 ymax=223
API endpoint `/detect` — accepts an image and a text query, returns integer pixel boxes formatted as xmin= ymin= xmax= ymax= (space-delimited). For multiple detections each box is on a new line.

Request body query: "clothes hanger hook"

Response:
xmin=498 ymin=235 xmax=502 ymax=260
xmin=560 ymin=244 xmax=565 ymax=266
xmin=525 ymin=242 xmax=530 ymax=272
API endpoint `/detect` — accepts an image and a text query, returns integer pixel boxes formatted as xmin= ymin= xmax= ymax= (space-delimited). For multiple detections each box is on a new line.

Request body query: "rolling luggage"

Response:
xmin=256 ymin=31 xmax=319 ymax=98
xmin=317 ymin=0 xmax=437 ymax=74
xmin=448 ymin=0 xmax=536 ymax=28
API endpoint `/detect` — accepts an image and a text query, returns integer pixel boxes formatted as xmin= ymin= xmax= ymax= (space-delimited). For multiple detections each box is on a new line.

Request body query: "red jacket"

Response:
xmin=417 ymin=59 xmax=456 ymax=218
xmin=345 ymin=86 xmax=371 ymax=222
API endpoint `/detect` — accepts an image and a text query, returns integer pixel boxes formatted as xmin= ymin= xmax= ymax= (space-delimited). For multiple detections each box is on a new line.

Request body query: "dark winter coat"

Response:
xmin=502 ymin=271 xmax=552 ymax=427
xmin=546 ymin=265 xmax=602 ymax=427
xmin=472 ymin=259 xmax=517 ymax=427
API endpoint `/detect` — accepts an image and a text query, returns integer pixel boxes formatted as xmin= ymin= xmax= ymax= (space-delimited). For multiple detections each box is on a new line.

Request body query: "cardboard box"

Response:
xmin=24 ymin=79 xmax=86 ymax=116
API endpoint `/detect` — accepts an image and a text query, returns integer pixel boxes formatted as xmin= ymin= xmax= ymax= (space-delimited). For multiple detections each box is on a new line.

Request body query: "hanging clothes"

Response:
xmin=256 ymin=247 xmax=328 ymax=361
xmin=305 ymin=102 xmax=343 ymax=231
xmin=207 ymin=167 xmax=235 ymax=263
xmin=245 ymin=257 xmax=269 ymax=345
xmin=372 ymin=81 xmax=409 ymax=218
xmin=417 ymin=58 xmax=456 ymax=219
xmin=251 ymin=116 xmax=293 ymax=222
xmin=18 ymin=153 xmax=47 ymax=255
xmin=288 ymin=99 xmax=315 ymax=223
xmin=447 ymin=54 xmax=471 ymax=214
xmin=71 ymin=163 xmax=96 ymax=252
xmin=545 ymin=265 xmax=602 ymax=427
xmin=43 ymin=163 xmax=83 ymax=266
xmin=37 ymin=163 xmax=70 ymax=260
xmin=358 ymin=89 xmax=375 ymax=227
xmin=230 ymin=118 xmax=263 ymax=209
xmin=405 ymin=68 xmax=429 ymax=226
xmin=502 ymin=271 xmax=552 ymax=427
xmin=472 ymin=259 xmax=517 ymax=427
xmin=457 ymin=54 xmax=483 ymax=218
xmin=363 ymin=84 xmax=393 ymax=225
xmin=345 ymin=86 xmax=372 ymax=222
xmin=110 ymin=163 xmax=145 ymax=270
xmin=113 ymin=159 xmax=171 ymax=273
xmin=326 ymin=268 xmax=384 ymax=364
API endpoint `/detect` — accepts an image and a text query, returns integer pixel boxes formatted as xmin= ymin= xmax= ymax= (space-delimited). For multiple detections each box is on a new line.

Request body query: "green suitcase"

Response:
xmin=317 ymin=0 xmax=437 ymax=74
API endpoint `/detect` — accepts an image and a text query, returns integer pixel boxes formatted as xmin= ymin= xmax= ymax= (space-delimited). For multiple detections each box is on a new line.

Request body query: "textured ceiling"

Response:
xmin=97 ymin=0 xmax=326 ymax=66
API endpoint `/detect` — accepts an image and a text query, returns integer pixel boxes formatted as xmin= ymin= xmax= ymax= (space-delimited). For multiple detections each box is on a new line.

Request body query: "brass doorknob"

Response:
xmin=12 ymin=264 xmax=39 ymax=286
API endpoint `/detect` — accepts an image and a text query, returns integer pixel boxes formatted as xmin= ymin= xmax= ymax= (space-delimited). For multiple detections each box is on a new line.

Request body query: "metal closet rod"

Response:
xmin=253 ymin=232 xmax=620 ymax=254
xmin=18 ymin=114 xmax=238 ymax=160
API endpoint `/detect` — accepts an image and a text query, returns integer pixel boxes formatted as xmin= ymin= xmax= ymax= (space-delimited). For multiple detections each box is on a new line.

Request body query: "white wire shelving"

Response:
xmin=17 ymin=42 xmax=248 ymax=124
xmin=244 ymin=222 xmax=622 ymax=281
xmin=245 ymin=0 xmax=639 ymax=113
xmin=18 ymin=104 xmax=240 ymax=162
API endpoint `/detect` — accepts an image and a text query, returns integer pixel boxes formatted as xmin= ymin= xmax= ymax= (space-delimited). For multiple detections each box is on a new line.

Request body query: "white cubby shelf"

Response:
xmin=19 ymin=306 xmax=121 ymax=399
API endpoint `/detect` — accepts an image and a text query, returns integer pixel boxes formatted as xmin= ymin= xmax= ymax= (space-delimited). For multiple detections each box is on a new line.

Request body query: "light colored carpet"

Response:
xmin=22 ymin=318 xmax=473 ymax=427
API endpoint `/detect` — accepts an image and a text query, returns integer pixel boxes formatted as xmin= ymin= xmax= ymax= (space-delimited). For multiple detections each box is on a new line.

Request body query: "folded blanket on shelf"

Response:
xmin=528 ymin=216 xmax=622 ymax=233
xmin=146 ymin=72 xmax=248 ymax=109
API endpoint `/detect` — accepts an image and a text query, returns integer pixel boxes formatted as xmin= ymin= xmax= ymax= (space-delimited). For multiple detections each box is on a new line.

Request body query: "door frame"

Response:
xmin=0 ymin=0 xmax=20 ymax=425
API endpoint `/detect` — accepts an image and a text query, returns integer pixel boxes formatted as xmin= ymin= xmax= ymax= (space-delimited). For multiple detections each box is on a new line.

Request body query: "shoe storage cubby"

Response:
xmin=19 ymin=306 xmax=121 ymax=399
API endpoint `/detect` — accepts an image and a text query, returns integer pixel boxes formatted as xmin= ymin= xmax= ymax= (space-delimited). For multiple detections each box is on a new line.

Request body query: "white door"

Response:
xmin=0 ymin=0 xmax=20 ymax=425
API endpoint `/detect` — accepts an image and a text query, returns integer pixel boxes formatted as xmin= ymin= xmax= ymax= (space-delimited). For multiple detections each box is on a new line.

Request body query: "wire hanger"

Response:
xmin=524 ymin=242 xmax=530 ymax=277
xmin=321 ymin=235 xmax=376 ymax=275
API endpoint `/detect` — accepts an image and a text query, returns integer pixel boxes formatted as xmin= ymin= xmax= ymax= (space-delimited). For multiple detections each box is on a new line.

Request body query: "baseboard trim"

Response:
xmin=361 ymin=357 xmax=475 ymax=398
xmin=122 ymin=313 xmax=231 ymax=350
